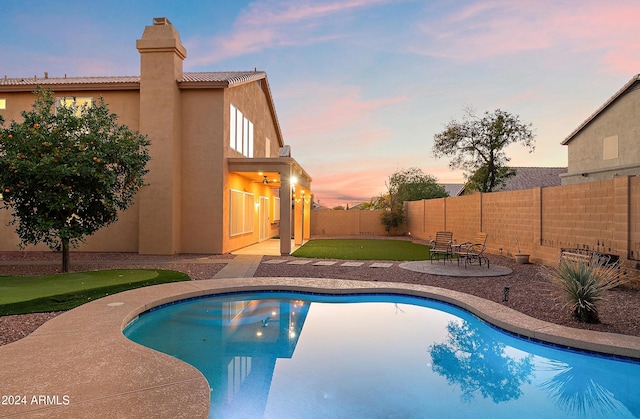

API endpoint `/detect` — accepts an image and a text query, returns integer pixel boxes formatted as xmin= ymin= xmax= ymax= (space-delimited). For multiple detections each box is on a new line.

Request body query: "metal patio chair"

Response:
xmin=453 ymin=232 xmax=489 ymax=268
xmin=428 ymin=231 xmax=453 ymax=264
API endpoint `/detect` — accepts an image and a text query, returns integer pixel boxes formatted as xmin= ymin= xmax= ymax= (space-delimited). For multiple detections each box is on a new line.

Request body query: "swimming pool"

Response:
xmin=124 ymin=292 xmax=640 ymax=418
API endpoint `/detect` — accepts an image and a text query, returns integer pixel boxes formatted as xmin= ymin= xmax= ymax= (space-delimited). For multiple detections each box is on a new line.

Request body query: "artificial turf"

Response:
xmin=291 ymin=239 xmax=431 ymax=261
xmin=0 ymin=269 xmax=190 ymax=315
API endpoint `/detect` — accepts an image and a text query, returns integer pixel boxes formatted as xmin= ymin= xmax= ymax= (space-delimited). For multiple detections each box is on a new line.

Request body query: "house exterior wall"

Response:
xmin=180 ymin=88 xmax=225 ymax=254
xmin=221 ymin=81 xmax=286 ymax=254
xmin=0 ymin=89 xmax=142 ymax=252
xmin=0 ymin=19 xmax=308 ymax=256
xmin=562 ymin=83 xmax=640 ymax=185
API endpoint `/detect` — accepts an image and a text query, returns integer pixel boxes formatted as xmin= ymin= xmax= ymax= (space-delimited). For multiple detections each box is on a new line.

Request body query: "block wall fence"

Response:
xmin=311 ymin=175 xmax=640 ymax=268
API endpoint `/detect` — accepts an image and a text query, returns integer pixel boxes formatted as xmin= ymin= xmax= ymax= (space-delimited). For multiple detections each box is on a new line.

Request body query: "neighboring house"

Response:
xmin=0 ymin=17 xmax=311 ymax=256
xmin=457 ymin=167 xmax=566 ymax=195
xmin=441 ymin=183 xmax=465 ymax=197
xmin=311 ymin=201 xmax=330 ymax=210
xmin=561 ymin=73 xmax=640 ymax=185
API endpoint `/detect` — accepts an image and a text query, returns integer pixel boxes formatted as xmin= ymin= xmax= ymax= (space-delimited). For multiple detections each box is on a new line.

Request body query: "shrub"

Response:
xmin=546 ymin=256 xmax=626 ymax=323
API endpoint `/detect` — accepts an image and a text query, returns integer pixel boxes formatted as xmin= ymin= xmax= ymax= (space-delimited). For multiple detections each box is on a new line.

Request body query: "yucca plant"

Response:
xmin=547 ymin=256 xmax=626 ymax=323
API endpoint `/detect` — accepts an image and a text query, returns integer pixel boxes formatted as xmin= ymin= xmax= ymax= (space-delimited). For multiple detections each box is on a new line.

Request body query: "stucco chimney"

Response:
xmin=136 ymin=17 xmax=186 ymax=79
xmin=136 ymin=18 xmax=187 ymax=254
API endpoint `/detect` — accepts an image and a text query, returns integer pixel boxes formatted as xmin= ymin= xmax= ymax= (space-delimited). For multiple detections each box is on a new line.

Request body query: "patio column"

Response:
xmin=279 ymin=170 xmax=293 ymax=255
xmin=294 ymin=188 xmax=303 ymax=245
xmin=303 ymin=191 xmax=311 ymax=241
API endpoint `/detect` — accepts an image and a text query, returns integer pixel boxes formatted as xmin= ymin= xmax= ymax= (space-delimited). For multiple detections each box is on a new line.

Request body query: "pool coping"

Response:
xmin=1 ymin=277 xmax=639 ymax=418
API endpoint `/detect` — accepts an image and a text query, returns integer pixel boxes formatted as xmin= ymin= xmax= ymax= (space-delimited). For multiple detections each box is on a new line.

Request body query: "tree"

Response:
xmin=379 ymin=167 xmax=447 ymax=234
xmin=390 ymin=167 xmax=448 ymax=202
xmin=0 ymin=88 xmax=151 ymax=272
xmin=433 ymin=108 xmax=535 ymax=193
xmin=429 ymin=320 xmax=534 ymax=403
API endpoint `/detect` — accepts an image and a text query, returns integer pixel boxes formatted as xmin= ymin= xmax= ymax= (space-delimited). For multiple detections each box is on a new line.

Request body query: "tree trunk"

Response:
xmin=62 ymin=238 xmax=70 ymax=273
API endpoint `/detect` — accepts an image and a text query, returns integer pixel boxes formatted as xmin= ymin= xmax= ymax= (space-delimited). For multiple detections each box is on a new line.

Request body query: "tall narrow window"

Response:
xmin=265 ymin=137 xmax=271 ymax=157
xmin=229 ymin=103 xmax=254 ymax=158
xmin=272 ymin=197 xmax=281 ymax=222
xmin=248 ymin=120 xmax=254 ymax=158
xmin=230 ymin=104 xmax=237 ymax=150
xmin=0 ymin=98 xmax=6 ymax=109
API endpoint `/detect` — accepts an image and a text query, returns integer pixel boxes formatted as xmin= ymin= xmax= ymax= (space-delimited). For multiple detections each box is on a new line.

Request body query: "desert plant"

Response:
xmin=546 ymin=256 xmax=626 ymax=323
xmin=514 ymin=235 xmax=521 ymax=253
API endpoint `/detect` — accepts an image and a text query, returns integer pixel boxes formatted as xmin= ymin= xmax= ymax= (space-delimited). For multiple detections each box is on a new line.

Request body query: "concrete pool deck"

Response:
xmin=1 ymin=274 xmax=640 ymax=418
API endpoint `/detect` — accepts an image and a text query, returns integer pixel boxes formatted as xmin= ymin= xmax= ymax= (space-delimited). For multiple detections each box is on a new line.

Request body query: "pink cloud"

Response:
xmin=305 ymin=153 xmax=466 ymax=208
xmin=413 ymin=1 xmax=640 ymax=74
xmin=285 ymin=86 xmax=407 ymax=140
xmin=187 ymin=0 xmax=394 ymax=66
xmin=242 ymin=0 xmax=392 ymax=25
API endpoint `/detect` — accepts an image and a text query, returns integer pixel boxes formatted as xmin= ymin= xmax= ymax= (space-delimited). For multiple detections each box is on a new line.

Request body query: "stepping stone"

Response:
xmin=263 ymin=259 xmax=287 ymax=264
xmin=341 ymin=262 xmax=365 ymax=267
xmin=287 ymin=260 xmax=312 ymax=265
xmin=369 ymin=262 xmax=393 ymax=268
xmin=313 ymin=261 xmax=337 ymax=266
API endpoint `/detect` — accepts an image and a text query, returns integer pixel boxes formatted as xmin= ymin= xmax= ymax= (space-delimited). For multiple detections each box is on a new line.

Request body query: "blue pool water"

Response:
xmin=124 ymin=292 xmax=640 ymax=418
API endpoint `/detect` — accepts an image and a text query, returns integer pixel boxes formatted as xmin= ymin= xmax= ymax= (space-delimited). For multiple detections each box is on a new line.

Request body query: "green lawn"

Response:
xmin=0 ymin=269 xmax=190 ymax=315
xmin=291 ymin=239 xmax=430 ymax=261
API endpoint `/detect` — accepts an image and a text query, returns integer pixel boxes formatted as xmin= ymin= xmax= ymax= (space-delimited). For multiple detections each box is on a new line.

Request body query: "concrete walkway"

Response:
xmin=213 ymin=254 xmax=263 ymax=279
xmin=210 ymin=239 xmax=303 ymax=279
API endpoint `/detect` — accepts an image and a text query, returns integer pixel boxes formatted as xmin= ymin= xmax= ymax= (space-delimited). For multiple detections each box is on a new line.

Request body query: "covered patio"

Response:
xmin=228 ymin=157 xmax=312 ymax=256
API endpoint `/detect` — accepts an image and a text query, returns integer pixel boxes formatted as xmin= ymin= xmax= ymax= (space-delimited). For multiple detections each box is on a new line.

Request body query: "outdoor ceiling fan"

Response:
xmin=254 ymin=175 xmax=278 ymax=184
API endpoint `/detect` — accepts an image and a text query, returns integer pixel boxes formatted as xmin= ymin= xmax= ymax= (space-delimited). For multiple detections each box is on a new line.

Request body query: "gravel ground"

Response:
xmin=1 ymin=250 xmax=639 ymax=347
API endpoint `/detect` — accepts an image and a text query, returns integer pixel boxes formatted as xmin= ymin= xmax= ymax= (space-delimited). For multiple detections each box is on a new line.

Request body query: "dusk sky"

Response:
xmin=2 ymin=1 xmax=639 ymax=207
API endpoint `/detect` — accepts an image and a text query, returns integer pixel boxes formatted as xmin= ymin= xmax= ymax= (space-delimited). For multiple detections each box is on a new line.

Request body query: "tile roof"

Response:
xmin=0 ymin=71 xmax=267 ymax=89
xmin=498 ymin=167 xmax=566 ymax=191
xmin=441 ymin=183 xmax=465 ymax=197
xmin=180 ymin=71 xmax=266 ymax=86
xmin=457 ymin=167 xmax=567 ymax=195
xmin=0 ymin=75 xmax=140 ymax=87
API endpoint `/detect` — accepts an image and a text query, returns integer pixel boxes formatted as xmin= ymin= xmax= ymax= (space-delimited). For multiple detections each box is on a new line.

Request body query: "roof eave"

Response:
xmin=0 ymin=82 xmax=140 ymax=92
xmin=178 ymin=81 xmax=230 ymax=89
xmin=562 ymin=73 xmax=640 ymax=145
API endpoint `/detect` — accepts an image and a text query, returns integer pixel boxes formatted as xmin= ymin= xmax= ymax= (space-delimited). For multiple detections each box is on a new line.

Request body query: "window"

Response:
xmin=265 ymin=137 xmax=271 ymax=157
xmin=229 ymin=103 xmax=254 ymax=157
xmin=603 ymin=135 xmax=618 ymax=160
xmin=0 ymin=98 xmax=6 ymax=109
xmin=272 ymin=197 xmax=281 ymax=222
xmin=230 ymin=189 xmax=254 ymax=236
xmin=56 ymin=97 xmax=93 ymax=116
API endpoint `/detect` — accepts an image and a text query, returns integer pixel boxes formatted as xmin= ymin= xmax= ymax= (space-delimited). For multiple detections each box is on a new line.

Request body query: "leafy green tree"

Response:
xmin=0 ymin=88 xmax=151 ymax=272
xmin=390 ymin=167 xmax=448 ymax=202
xmin=379 ymin=167 xmax=447 ymax=234
xmin=466 ymin=165 xmax=516 ymax=193
xmin=433 ymin=108 xmax=535 ymax=192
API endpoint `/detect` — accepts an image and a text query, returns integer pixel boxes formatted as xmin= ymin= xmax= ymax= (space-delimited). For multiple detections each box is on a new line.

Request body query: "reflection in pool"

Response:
xmin=124 ymin=292 xmax=640 ymax=418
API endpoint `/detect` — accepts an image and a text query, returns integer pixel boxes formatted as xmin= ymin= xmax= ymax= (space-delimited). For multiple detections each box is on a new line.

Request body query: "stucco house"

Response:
xmin=561 ymin=73 xmax=640 ymax=184
xmin=0 ymin=17 xmax=311 ymax=256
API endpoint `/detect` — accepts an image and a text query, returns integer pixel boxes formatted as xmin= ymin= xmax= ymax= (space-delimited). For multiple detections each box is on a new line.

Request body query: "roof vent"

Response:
xmin=279 ymin=145 xmax=291 ymax=157
xmin=153 ymin=17 xmax=172 ymax=26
